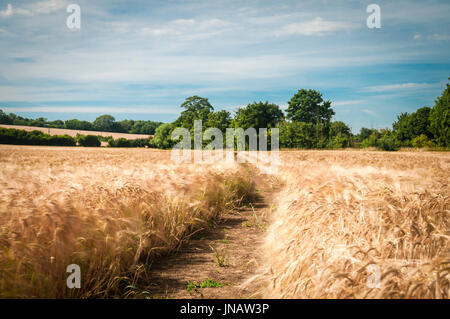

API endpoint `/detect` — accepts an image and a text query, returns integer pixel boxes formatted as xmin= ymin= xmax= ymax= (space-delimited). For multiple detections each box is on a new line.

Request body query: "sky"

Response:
xmin=0 ymin=0 xmax=449 ymax=133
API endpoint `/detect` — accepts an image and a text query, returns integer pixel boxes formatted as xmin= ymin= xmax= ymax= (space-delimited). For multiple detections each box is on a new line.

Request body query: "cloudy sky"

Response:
xmin=0 ymin=0 xmax=449 ymax=132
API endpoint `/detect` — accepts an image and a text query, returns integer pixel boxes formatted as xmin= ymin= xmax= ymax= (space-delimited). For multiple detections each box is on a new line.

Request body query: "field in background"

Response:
xmin=247 ymin=150 xmax=449 ymax=298
xmin=0 ymin=124 xmax=152 ymax=140
xmin=0 ymin=145 xmax=256 ymax=298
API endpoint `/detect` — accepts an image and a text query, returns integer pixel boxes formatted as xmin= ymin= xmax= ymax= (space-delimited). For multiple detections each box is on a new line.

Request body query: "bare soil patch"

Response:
xmin=148 ymin=168 xmax=278 ymax=299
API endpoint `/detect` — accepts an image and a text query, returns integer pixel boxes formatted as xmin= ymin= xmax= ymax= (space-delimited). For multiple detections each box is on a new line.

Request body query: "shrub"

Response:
xmin=327 ymin=133 xmax=349 ymax=149
xmin=45 ymin=135 xmax=76 ymax=146
xmin=377 ymin=134 xmax=400 ymax=151
xmin=0 ymin=127 xmax=76 ymax=146
xmin=77 ymin=135 xmax=101 ymax=147
xmin=411 ymin=134 xmax=435 ymax=148
xmin=153 ymin=123 xmax=176 ymax=149
xmin=361 ymin=132 xmax=378 ymax=148
xmin=107 ymin=137 xmax=152 ymax=148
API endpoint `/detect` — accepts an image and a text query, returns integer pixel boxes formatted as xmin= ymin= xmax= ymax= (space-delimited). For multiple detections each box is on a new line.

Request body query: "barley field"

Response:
xmin=0 ymin=146 xmax=449 ymax=299
xmin=248 ymin=150 xmax=450 ymax=298
xmin=0 ymin=145 xmax=256 ymax=298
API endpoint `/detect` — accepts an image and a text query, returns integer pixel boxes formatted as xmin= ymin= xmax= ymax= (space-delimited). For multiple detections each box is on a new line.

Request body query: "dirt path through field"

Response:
xmin=148 ymin=166 xmax=277 ymax=299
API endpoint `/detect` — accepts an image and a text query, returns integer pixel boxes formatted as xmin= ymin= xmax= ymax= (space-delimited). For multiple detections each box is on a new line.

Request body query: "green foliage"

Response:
xmin=279 ymin=121 xmax=315 ymax=148
xmin=233 ymin=101 xmax=283 ymax=130
xmin=358 ymin=127 xmax=378 ymax=142
xmin=361 ymin=132 xmax=379 ymax=148
xmin=327 ymin=133 xmax=349 ymax=149
xmin=206 ymin=110 xmax=231 ymax=133
xmin=65 ymin=119 xmax=94 ymax=130
xmin=327 ymin=121 xmax=351 ymax=148
xmin=286 ymin=89 xmax=335 ymax=124
xmin=392 ymin=107 xmax=432 ymax=145
xmin=107 ymin=137 xmax=153 ymax=148
xmin=329 ymin=121 xmax=350 ymax=137
xmin=377 ymin=131 xmax=400 ymax=151
xmin=429 ymin=80 xmax=450 ymax=147
xmin=92 ymin=115 xmax=123 ymax=132
xmin=2 ymin=82 xmax=449 ymax=151
xmin=209 ymin=245 xmax=228 ymax=267
xmin=0 ymin=110 xmax=162 ymax=135
xmin=411 ymin=134 xmax=435 ymax=148
xmin=77 ymin=135 xmax=101 ymax=147
xmin=174 ymin=96 xmax=213 ymax=130
xmin=128 ymin=120 xmax=163 ymax=135
xmin=186 ymin=279 xmax=223 ymax=293
xmin=0 ymin=109 xmax=12 ymax=124
xmin=0 ymin=127 xmax=76 ymax=146
xmin=153 ymin=123 xmax=175 ymax=149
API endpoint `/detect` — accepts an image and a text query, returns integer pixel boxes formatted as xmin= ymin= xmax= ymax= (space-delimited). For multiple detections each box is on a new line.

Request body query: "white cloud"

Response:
xmin=0 ymin=4 xmax=13 ymax=17
xmin=427 ymin=34 xmax=450 ymax=41
xmin=363 ymin=83 xmax=438 ymax=92
xmin=333 ymin=100 xmax=364 ymax=107
xmin=362 ymin=109 xmax=376 ymax=116
xmin=31 ymin=0 xmax=67 ymax=14
xmin=139 ymin=18 xmax=230 ymax=37
xmin=278 ymin=17 xmax=355 ymax=36
xmin=172 ymin=18 xmax=196 ymax=26
xmin=413 ymin=33 xmax=421 ymax=40
xmin=139 ymin=27 xmax=177 ymax=36
xmin=1 ymin=0 xmax=67 ymax=17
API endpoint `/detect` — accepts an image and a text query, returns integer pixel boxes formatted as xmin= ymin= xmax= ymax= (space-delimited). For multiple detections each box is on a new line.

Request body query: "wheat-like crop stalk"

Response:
xmin=0 ymin=145 xmax=256 ymax=298
xmin=246 ymin=150 xmax=449 ymax=299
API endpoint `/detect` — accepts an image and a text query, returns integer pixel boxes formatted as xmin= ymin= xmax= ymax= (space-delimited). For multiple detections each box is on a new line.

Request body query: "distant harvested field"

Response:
xmin=0 ymin=124 xmax=152 ymax=140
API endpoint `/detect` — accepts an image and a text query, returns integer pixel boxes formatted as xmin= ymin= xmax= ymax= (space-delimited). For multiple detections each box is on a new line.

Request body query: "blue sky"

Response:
xmin=0 ymin=0 xmax=449 ymax=132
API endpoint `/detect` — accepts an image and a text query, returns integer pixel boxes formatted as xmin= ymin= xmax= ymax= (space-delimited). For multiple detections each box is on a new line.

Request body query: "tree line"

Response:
xmin=152 ymin=79 xmax=449 ymax=151
xmin=0 ymin=112 xmax=163 ymax=135
xmin=1 ymin=79 xmax=448 ymax=150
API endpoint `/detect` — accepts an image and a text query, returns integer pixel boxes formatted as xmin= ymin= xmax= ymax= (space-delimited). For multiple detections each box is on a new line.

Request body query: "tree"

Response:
xmin=233 ymin=101 xmax=283 ymax=130
xmin=361 ymin=131 xmax=379 ymax=148
xmin=49 ymin=120 xmax=64 ymax=128
xmin=286 ymin=89 xmax=335 ymax=124
xmin=429 ymin=80 xmax=450 ymax=147
xmin=329 ymin=121 xmax=351 ymax=137
xmin=153 ymin=123 xmax=175 ymax=149
xmin=359 ymin=127 xmax=377 ymax=141
xmin=409 ymin=107 xmax=432 ymax=138
xmin=93 ymin=114 xmax=119 ymax=132
xmin=77 ymin=135 xmax=101 ymax=147
xmin=279 ymin=121 xmax=315 ymax=149
xmin=327 ymin=121 xmax=351 ymax=148
xmin=377 ymin=130 xmax=400 ymax=151
xmin=130 ymin=120 xmax=162 ymax=135
xmin=0 ymin=109 xmax=12 ymax=124
xmin=118 ymin=119 xmax=134 ymax=132
xmin=174 ymin=96 xmax=214 ymax=130
xmin=206 ymin=110 xmax=231 ymax=132
xmin=65 ymin=119 xmax=94 ymax=131
xmin=393 ymin=107 xmax=432 ymax=144
xmin=392 ymin=112 xmax=411 ymax=142
xmin=411 ymin=134 xmax=434 ymax=148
